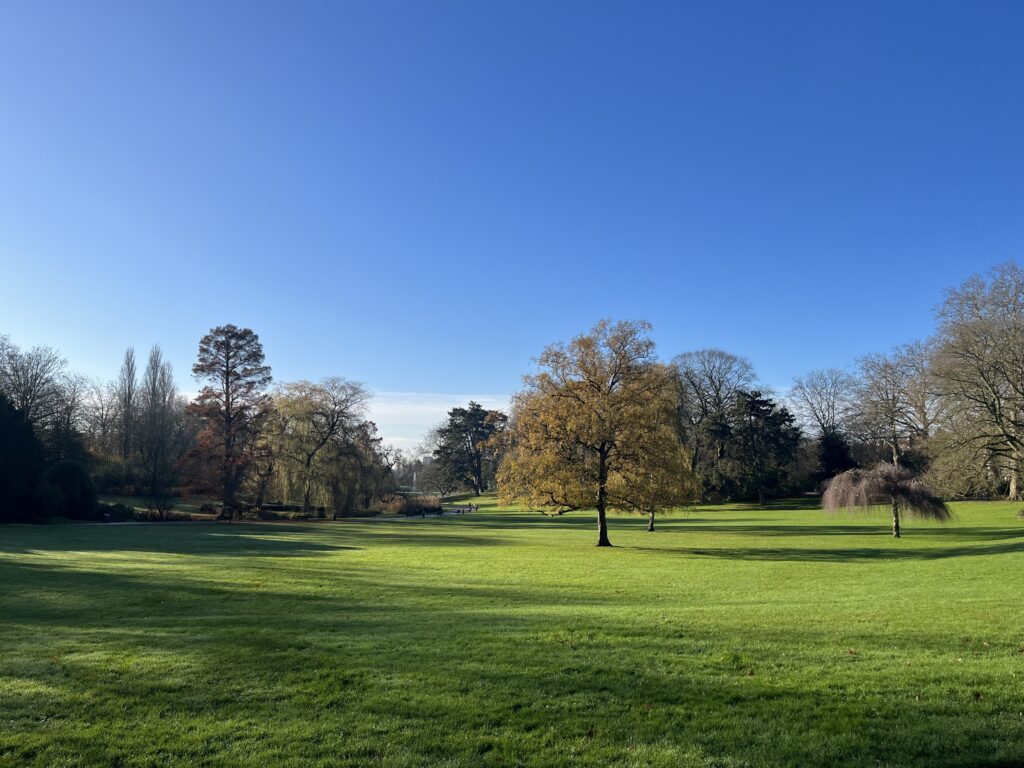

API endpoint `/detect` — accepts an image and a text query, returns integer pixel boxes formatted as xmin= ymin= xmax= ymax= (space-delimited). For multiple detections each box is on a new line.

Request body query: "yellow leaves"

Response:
xmin=499 ymin=321 xmax=699 ymax=514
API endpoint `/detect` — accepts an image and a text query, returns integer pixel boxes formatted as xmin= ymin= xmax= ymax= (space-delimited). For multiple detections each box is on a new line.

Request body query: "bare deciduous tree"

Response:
xmin=85 ymin=379 xmax=119 ymax=458
xmin=788 ymin=368 xmax=856 ymax=436
xmin=116 ymin=347 xmax=138 ymax=464
xmin=673 ymin=348 xmax=756 ymax=425
xmin=137 ymin=346 xmax=184 ymax=517
xmin=0 ymin=343 xmax=66 ymax=428
xmin=49 ymin=372 xmax=91 ymax=459
xmin=932 ymin=263 xmax=1024 ymax=498
xmin=854 ymin=343 xmax=936 ymax=465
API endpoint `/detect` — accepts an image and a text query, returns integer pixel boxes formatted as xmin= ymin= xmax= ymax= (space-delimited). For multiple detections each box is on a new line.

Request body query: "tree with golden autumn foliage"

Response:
xmin=498 ymin=320 xmax=698 ymax=546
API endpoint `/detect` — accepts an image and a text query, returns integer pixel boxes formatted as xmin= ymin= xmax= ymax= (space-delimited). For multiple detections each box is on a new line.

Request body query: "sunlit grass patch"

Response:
xmin=1 ymin=497 xmax=1023 ymax=766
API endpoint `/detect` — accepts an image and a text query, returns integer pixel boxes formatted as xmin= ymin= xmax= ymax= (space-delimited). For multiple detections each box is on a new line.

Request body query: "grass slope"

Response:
xmin=2 ymin=497 xmax=1023 ymax=767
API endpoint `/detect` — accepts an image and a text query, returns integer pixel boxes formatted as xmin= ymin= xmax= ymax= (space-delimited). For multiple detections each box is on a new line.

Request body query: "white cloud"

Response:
xmin=367 ymin=392 xmax=512 ymax=453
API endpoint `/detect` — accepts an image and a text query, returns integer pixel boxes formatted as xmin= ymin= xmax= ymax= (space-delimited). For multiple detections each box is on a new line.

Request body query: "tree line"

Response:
xmin=0 ymin=325 xmax=398 ymax=522
xmin=495 ymin=262 xmax=1024 ymax=544
xmin=2 ymin=263 xmax=1022 ymax=531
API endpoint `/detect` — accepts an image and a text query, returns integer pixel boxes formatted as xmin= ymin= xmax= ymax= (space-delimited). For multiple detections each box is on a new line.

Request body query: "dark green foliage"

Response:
xmin=39 ymin=460 xmax=98 ymax=520
xmin=698 ymin=391 xmax=802 ymax=503
xmin=723 ymin=391 xmax=802 ymax=503
xmin=431 ymin=401 xmax=507 ymax=495
xmin=816 ymin=429 xmax=857 ymax=483
xmin=0 ymin=395 xmax=45 ymax=522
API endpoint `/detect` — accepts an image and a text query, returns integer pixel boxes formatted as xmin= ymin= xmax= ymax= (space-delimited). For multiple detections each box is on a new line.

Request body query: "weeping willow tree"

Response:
xmin=822 ymin=462 xmax=950 ymax=537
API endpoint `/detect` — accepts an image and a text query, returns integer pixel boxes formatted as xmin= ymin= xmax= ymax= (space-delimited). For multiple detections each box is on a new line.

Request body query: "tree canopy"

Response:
xmin=430 ymin=401 xmax=507 ymax=496
xmin=499 ymin=320 xmax=697 ymax=546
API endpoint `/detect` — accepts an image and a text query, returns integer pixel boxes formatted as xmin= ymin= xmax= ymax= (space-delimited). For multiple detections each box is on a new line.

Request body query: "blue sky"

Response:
xmin=2 ymin=1 xmax=1022 ymax=447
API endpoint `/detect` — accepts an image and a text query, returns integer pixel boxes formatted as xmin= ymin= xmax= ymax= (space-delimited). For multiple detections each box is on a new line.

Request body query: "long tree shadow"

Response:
xmin=651 ymin=523 xmax=1024 ymax=540
xmin=430 ymin=513 xmax=766 ymax=531
xmin=0 ymin=524 xmax=511 ymax=558
xmin=643 ymin=539 xmax=1024 ymax=562
xmin=3 ymin=555 xmax=1021 ymax=768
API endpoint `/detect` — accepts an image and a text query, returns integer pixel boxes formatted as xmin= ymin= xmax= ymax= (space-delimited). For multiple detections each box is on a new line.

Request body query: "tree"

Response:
xmin=137 ymin=346 xmax=185 ymax=517
xmin=932 ymin=263 xmax=1024 ymax=499
xmin=84 ymin=379 xmax=119 ymax=460
xmin=673 ymin=349 xmax=756 ymax=423
xmin=671 ymin=349 xmax=758 ymax=496
xmin=0 ymin=394 xmax=44 ymax=522
xmin=346 ymin=421 xmax=397 ymax=511
xmin=430 ymin=402 xmax=508 ymax=495
xmin=188 ymin=325 xmax=272 ymax=515
xmin=716 ymin=391 xmax=802 ymax=505
xmin=275 ymin=378 xmax=370 ymax=514
xmin=48 ymin=372 xmax=91 ymax=462
xmin=0 ymin=343 xmax=66 ymax=430
xmin=607 ymin=425 xmax=698 ymax=532
xmin=816 ymin=428 xmax=857 ymax=482
xmin=823 ymin=463 xmax=950 ymax=537
xmin=854 ymin=343 xmax=937 ymax=467
xmin=789 ymin=368 xmax=856 ymax=437
xmin=116 ymin=347 xmax=138 ymax=464
xmin=415 ymin=458 xmax=460 ymax=499
xmin=499 ymin=320 xmax=696 ymax=547
xmin=39 ymin=460 xmax=97 ymax=520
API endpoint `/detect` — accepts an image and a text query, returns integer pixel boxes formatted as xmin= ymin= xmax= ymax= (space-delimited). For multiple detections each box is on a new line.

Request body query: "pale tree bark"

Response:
xmin=1009 ymin=461 xmax=1022 ymax=501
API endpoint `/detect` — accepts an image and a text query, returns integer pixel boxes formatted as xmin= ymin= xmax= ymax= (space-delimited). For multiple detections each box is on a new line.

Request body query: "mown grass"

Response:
xmin=2 ymin=497 xmax=1023 ymax=767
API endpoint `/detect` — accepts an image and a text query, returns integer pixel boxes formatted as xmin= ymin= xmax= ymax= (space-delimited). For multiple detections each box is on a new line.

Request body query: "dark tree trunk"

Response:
xmin=596 ymin=443 xmax=612 ymax=547
xmin=301 ymin=455 xmax=317 ymax=514
xmin=647 ymin=510 xmax=655 ymax=532
xmin=891 ymin=498 xmax=901 ymax=538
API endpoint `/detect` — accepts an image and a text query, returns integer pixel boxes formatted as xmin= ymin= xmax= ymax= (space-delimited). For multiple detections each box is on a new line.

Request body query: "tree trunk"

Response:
xmin=1009 ymin=462 xmax=1022 ymax=501
xmin=596 ymin=444 xmax=612 ymax=547
xmin=647 ymin=510 xmax=655 ymax=532
xmin=302 ymin=458 xmax=314 ymax=514
xmin=758 ymin=487 xmax=765 ymax=507
xmin=891 ymin=497 xmax=901 ymax=538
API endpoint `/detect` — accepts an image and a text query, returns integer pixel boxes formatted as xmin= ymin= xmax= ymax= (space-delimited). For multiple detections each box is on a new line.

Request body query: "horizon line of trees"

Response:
xmin=0 ymin=325 xmax=401 ymax=522
xmin=492 ymin=262 xmax=1024 ymax=545
xmin=3 ymin=262 xmax=1023 ymax=526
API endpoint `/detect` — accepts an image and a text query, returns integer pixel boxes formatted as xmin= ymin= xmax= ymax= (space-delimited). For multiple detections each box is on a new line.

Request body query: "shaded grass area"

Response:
xmin=2 ymin=498 xmax=1023 ymax=766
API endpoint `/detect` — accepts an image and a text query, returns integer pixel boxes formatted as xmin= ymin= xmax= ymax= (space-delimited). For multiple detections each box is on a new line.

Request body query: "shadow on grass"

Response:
xmin=638 ymin=538 xmax=1024 ymax=562
xmin=2 ymin=553 xmax=1022 ymax=768
xmin=434 ymin=513 xmax=767 ymax=531
xmin=645 ymin=523 xmax=1024 ymax=540
xmin=0 ymin=524 xmax=511 ymax=558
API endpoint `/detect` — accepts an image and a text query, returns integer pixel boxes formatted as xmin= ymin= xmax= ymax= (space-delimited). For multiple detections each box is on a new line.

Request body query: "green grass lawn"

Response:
xmin=2 ymin=497 xmax=1023 ymax=767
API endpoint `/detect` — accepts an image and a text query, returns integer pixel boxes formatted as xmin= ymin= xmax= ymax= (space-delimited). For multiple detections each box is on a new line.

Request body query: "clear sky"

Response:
xmin=2 ymin=1 xmax=1022 ymax=448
